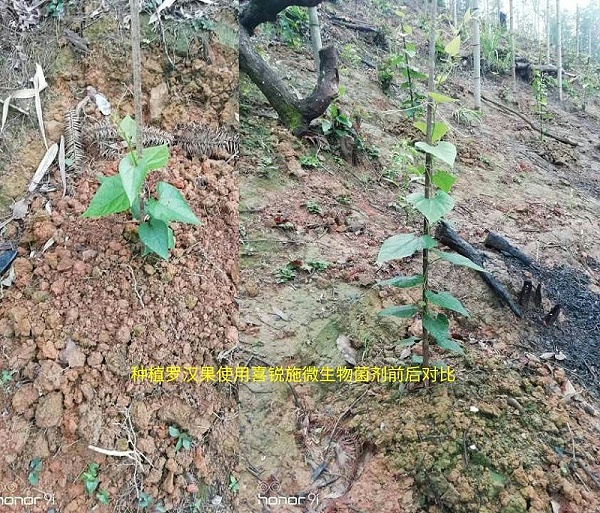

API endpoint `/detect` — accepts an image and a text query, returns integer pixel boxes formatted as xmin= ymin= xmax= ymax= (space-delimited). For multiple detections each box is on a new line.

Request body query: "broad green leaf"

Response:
xmin=432 ymin=170 xmax=457 ymax=192
xmin=168 ymin=426 xmax=180 ymax=437
xmin=422 ymin=313 xmax=464 ymax=354
xmin=119 ymin=115 xmax=137 ymax=144
xmin=377 ymin=274 xmax=424 ymax=288
xmin=415 ymin=141 xmax=457 ymax=167
xmin=377 ymin=233 xmax=437 ymax=263
xmin=444 ymin=36 xmax=461 ymax=57
xmin=406 ymin=190 xmax=454 ymax=224
xmin=146 ymin=182 xmax=201 ymax=225
xmin=425 ymin=290 xmax=470 ymax=316
xmin=377 ymin=233 xmax=421 ymax=262
xmin=428 ymin=92 xmax=457 ymax=104
xmin=139 ymin=219 xmax=170 ymax=259
xmin=119 ymin=152 xmax=146 ymax=206
xmin=82 ymin=174 xmax=130 ymax=217
xmin=140 ymin=144 xmax=169 ymax=172
xmin=431 ymin=249 xmax=487 ymax=272
xmin=413 ymin=121 xmax=449 ymax=143
xmin=378 ymin=305 xmax=419 ymax=318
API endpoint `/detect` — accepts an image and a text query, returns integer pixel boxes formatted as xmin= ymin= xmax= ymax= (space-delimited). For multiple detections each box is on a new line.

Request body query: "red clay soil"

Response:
xmin=0 ymin=14 xmax=239 ymax=513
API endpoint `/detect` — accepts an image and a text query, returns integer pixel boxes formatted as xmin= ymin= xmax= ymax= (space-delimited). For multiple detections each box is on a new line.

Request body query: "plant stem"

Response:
xmin=422 ymin=0 xmax=438 ymax=372
xmin=130 ymin=0 xmax=143 ymax=158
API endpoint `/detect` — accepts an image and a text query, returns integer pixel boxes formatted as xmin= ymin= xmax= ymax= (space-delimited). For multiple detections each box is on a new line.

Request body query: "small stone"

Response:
xmin=144 ymin=264 xmax=155 ymax=276
xmin=12 ymin=383 xmax=39 ymax=413
xmin=81 ymin=250 xmax=97 ymax=262
xmin=36 ymin=360 xmax=64 ymax=391
xmin=35 ymin=392 xmax=64 ymax=428
xmin=116 ymin=326 xmax=131 ymax=344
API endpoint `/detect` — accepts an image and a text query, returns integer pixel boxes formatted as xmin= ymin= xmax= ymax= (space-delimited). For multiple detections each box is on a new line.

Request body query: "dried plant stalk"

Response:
xmin=176 ymin=124 xmax=239 ymax=159
xmin=64 ymin=108 xmax=83 ymax=170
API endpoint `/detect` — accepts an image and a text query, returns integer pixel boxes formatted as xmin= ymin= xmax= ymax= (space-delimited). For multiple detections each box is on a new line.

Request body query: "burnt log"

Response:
xmin=435 ymin=221 xmax=522 ymax=317
xmin=484 ymin=231 xmax=540 ymax=270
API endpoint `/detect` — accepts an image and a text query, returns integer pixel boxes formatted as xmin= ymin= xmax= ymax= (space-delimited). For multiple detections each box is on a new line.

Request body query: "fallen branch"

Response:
xmin=435 ymin=221 xmax=522 ymax=317
xmin=480 ymin=93 xmax=579 ymax=147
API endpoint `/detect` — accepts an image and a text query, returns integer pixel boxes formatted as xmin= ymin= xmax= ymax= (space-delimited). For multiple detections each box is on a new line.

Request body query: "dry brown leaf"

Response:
xmin=58 ymin=135 xmax=66 ymax=197
xmin=550 ymin=499 xmax=561 ymax=513
xmin=561 ymin=379 xmax=579 ymax=401
xmin=28 ymin=143 xmax=58 ymax=192
xmin=1 ymin=95 xmax=12 ymax=132
xmin=272 ymin=308 xmax=289 ymax=321
xmin=12 ymin=199 xmax=28 ymax=219
xmin=336 ymin=334 xmax=357 ymax=365
xmin=33 ymin=64 xmax=48 ymax=149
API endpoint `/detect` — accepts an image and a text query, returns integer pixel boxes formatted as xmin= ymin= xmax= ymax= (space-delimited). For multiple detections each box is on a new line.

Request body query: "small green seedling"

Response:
xmin=275 ymin=265 xmax=297 ymax=282
xmin=96 ymin=489 xmax=110 ymax=505
xmin=303 ymin=260 xmax=330 ymax=273
xmin=83 ymin=116 xmax=200 ymax=259
xmin=299 ymin=154 xmax=320 ymax=168
xmin=28 ymin=458 xmax=42 ymax=486
xmin=81 ymin=462 xmax=100 ymax=495
xmin=138 ymin=491 xmax=153 ymax=509
xmin=228 ymin=474 xmax=239 ymax=493
xmin=305 ymin=200 xmax=323 ymax=215
xmin=1 ymin=369 xmax=15 ymax=390
xmin=168 ymin=425 xmax=192 ymax=452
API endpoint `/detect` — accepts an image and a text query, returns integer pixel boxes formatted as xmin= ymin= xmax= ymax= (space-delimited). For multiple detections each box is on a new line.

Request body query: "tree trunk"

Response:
xmin=239 ymin=28 xmax=338 ymax=133
xmin=575 ymin=5 xmax=580 ymax=58
xmin=240 ymin=0 xmax=321 ymax=34
xmin=472 ymin=0 xmax=482 ymax=110
xmin=556 ymin=0 xmax=562 ymax=101
xmin=308 ymin=6 xmax=323 ymax=74
xmin=510 ymin=0 xmax=516 ymax=94
xmin=240 ymin=0 xmax=339 ymax=134
xmin=546 ymin=0 xmax=551 ymax=64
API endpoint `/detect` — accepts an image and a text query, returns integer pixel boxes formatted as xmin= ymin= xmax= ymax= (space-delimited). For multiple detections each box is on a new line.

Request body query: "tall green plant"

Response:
xmin=376 ymin=4 xmax=486 ymax=370
xmin=82 ymin=116 xmax=200 ymax=259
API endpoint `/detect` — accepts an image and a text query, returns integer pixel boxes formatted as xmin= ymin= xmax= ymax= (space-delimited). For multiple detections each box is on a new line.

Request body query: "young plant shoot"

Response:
xmin=82 ymin=116 xmax=200 ymax=259
xmin=377 ymin=4 xmax=486 ymax=371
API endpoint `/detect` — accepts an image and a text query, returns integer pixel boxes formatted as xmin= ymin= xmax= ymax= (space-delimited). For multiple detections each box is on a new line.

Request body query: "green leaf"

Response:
xmin=96 ymin=490 xmax=110 ymax=505
xmin=119 ymin=115 xmax=137 ymax=144
xmin=119 ymin=152 xmax=146 ymax=206
xmin=422 ymin=313 xmax=464 ymax=354
xmin=146 ymin=182 xmax=201 ymax=225
xmin=377 ymin=233 xmax=420 ymax=262
xmin=139 ymin=219 xmax=170 ymax=259
xmin=394 ymin=336 xmax=420 ymax=347
xmin=168 ymin=426 xmax=180 ymax=437
xmin=444 ymin=36 xmax=461 ymax=57
xmin=140 ymin=144 xmax=169 ymax=172
xmin=378 ymin=305 xmax=419 ymax=318
xmin=84 ymin=478 xmax=99 ymax=495
xmin=82 ymin=175 xmax=130 ymax=217
xmin=413 ymin=121 xmax=449 ymax=143
xmin=321 ymin=119 xmax=332 ymax=134
xmin=406 ymin=190 xmax=454 ymax=224
xmin=425 ymin=290 xmax=470 ymax=316
xmin=421 ymin=235 xmax=438 ymax=249
xmin=428 ymin=92 xmax=457 ymax=104
xmin=432 ymin=171 xmax=457 ymax=192
xmin=415 ymin=141 xmax=457 ymax=167
xmin=377 ymin=274 xmax=424 ymax=288
xmin=431 ymin=249 xmax=487 ymax=272
xmin=167 ymin=226 xmax=175 ymax=249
